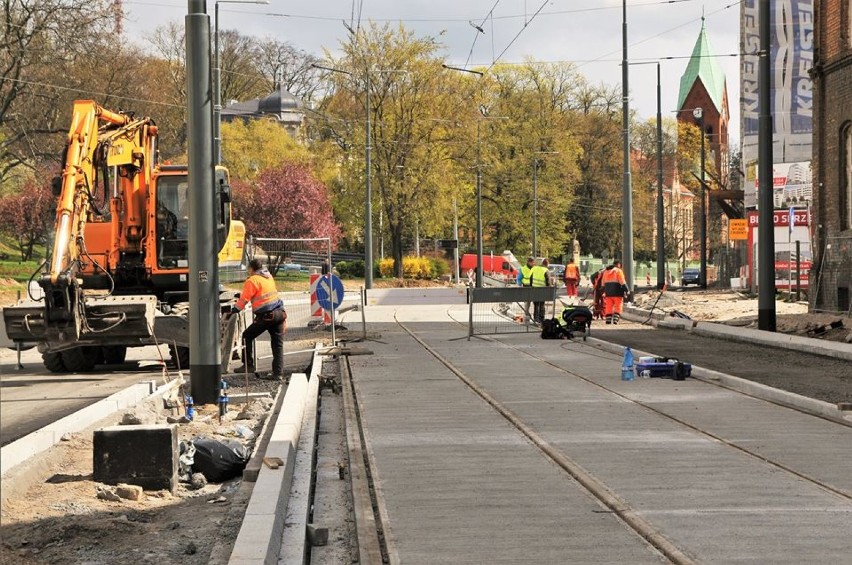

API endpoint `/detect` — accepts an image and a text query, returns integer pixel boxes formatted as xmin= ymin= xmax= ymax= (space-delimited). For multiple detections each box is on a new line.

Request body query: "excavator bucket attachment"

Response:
xmin=3 ymin=295 xmax=157 ymax=347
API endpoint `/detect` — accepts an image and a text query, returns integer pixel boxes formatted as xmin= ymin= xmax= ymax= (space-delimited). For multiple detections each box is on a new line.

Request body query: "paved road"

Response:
xmin=591 ymin=322 xmax=852 ymax=404
xmin=0 ymin=345 xmax=168 ymax=446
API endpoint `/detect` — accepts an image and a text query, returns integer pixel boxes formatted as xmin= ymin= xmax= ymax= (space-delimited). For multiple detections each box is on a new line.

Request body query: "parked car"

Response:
xmin=681 ymin=268 xmax=701 ymax=286
xmin=548 ymin=263 xmax=566 ymax=282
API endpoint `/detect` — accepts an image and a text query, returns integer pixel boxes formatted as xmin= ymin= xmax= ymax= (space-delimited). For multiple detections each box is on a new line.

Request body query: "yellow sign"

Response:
xmin=729 ymin=219 xmax=748 ymax=240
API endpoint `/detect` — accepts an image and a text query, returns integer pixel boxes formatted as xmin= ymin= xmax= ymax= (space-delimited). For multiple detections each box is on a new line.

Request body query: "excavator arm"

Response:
xmin=6 ymin=100 xmax=159 ymax=345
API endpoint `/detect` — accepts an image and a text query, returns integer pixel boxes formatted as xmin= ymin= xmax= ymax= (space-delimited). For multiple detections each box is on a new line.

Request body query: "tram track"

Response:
xmin=359 ymin=312 xmax=852 ymax=564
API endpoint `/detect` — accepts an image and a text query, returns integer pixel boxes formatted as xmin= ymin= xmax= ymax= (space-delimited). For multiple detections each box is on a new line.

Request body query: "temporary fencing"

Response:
xmin=244 ymin=237 xmax=365 ymax=345
xmin=812 ymin=234 xmax=852 ymax=314
xmin=468 ymin=286 xmax=557 ymax=339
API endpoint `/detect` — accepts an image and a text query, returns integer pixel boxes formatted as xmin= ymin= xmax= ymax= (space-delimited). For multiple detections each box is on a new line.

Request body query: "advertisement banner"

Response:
xmin=746 ymin=209 xmax=813 ymax=288
xmin=746 ymin=161 xmax=813 ymax=209
xmin=741 ymin=0 xmax=814 ymax=206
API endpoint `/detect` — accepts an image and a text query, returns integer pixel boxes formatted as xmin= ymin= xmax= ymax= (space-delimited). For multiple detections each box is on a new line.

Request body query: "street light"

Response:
xmin=621 ymin=0 xmax=635 ymax=292
xmin=532 ymin=151 xmax=558 ymax=259
xmin=213 ymin=0 xmax=268 ymax=165
xmin=628 ymin=60 xmax=666 ymax=289
xmin=693 ymin=106 xmax=707 ymax=289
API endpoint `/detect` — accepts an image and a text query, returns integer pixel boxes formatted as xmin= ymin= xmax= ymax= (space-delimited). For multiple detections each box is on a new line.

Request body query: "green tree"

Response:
xmin=220 ymin=119 xmax=308 ymax=182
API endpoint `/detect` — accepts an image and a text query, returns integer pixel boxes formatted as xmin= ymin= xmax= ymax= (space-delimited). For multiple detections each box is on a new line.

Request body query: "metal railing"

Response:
xmin=468 ymin=286 xmax=557 ymax=339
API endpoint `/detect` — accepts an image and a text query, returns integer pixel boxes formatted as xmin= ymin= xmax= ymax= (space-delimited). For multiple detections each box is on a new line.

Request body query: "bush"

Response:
xmin=335 ymin=260 xmax=365 ymax=279
xmin=377 ymin=256 xmax=447 ymax=279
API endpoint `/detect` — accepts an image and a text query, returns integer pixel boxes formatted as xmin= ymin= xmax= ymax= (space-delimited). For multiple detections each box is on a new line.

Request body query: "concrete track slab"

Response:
xmin=349 ymin=329 xmax=667 ymax=564
xmin=348 ymin=307 xmax=852 ymax=564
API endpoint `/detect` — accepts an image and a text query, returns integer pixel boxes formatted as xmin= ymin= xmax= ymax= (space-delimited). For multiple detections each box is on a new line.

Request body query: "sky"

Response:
xmin=121 ymin=0 xmax=743 ymax=142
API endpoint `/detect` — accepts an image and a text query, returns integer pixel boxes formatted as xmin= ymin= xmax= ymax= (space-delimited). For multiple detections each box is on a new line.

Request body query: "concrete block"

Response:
xmin=115 ymin=484 xmax=145 ymax=501
xmin=93 ymin=424 xmax=178 ymax=492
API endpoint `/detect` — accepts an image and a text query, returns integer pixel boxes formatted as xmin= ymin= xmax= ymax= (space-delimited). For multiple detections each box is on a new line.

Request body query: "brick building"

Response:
xmin=811 ymin=0 xmax=852 ymax=312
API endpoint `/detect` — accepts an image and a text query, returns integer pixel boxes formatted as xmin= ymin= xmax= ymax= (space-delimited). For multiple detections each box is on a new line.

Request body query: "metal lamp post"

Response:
xmin=621 ymin=0 xmax=634 ymax=292
xmin=693 ymin=106 xmax=707 ymax=289
xmin=213 ymin=0 xmax=268 ymax=165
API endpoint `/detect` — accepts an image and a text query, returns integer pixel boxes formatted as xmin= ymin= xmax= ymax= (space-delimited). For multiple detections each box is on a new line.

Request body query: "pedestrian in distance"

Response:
xmin=231 ymin=258 xmax=287 ymax=380
xmin=531 ymin=258 xmax=550 ymax=323
xmin=563 ymin=259 xmax=580 ymax=305
xmin=601 ymin=259 xmax=630 ymax=325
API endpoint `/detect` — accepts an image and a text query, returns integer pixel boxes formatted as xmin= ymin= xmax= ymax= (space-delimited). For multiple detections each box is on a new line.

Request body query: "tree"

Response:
xmin=319 ymin=23 xmax=464 ymax=277
xmin=232 ymin=161 xmax=341 ymax=273
xmin=253 ymin=37 xmax=323 ymax=104
xmin=220 ymin=119 xmax=309 ymax=182
xmin=1 ymin=1 xmax=119 ymax=181
xmin=0 ymin=170 xmax=53 ymax=260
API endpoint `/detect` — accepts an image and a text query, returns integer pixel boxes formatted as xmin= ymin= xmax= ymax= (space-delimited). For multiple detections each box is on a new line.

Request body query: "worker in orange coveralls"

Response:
xmin=563 ymin=260 xmax=580 ymax=304
xmin=601 ymin=260 xmax=630 ymax=325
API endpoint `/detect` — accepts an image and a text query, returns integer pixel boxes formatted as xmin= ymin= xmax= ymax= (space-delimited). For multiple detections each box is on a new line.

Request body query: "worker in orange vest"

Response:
xmin=232 ymin=258 xmax=287 ymax=379
xmin=601 ymin=260 xmax=629 ymax=325
xmin=563 ymin=260 xmax=580 ymax=304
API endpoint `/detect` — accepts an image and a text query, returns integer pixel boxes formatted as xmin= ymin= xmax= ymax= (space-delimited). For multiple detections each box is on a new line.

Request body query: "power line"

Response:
xmin=0 ymin=76 xmax=182 ymax=108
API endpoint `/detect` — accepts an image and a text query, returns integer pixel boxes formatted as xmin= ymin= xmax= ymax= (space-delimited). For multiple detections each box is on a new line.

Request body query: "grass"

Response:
xmin=0 ymin=260 xmax=41 ymax=282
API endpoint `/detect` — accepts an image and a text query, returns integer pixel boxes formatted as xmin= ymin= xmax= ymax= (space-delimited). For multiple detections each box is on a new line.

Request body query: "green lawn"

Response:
xmin=0 ymin=260 xmax=41 ymax=282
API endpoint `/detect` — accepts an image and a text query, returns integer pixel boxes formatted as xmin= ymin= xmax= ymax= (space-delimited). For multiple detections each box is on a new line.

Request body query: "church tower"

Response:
xmin=677 ymin=18 xmax=730 ymax=183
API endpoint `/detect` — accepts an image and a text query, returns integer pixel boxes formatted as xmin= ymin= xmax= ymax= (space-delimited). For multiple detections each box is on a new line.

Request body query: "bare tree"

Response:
xmin=253 ymin=37 xmax=322 ymax=103
xmin=0 ymin=0 xmax=116 ymax=181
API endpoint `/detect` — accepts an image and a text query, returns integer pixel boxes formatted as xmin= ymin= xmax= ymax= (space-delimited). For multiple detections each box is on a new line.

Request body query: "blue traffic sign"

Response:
xmin=315 ymin=274 xmax=344 ymax=311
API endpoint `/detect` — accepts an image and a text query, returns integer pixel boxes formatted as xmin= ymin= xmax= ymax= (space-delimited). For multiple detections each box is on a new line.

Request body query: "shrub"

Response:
xmin=378 ymin=258 xmax=395 ymax=278
xmin=335 ymin=259 xmax=365 ymax=279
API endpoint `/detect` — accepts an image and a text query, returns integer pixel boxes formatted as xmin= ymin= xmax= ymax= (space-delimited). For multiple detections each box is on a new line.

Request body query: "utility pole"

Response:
xmin=365 ymin=74 xmax=373 ymax=289
xmin=532 ymin=159 xmax=538 ymax=259
xmin=621 ymin=0 xmax=635 ymax=292
xmin=758 ymin=0 xmax=776 ymax=331
xmin=656 ymin=62 xmax=665 ymax=288
xmin=693 ymin=107 xmax=707 ymax=289
xmin=186 ymin=0 xmax=220 ymax=404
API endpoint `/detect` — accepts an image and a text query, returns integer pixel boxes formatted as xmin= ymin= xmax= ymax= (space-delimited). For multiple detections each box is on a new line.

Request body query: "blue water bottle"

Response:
xmin=185 ymin=395 xmax=195 ymax=420
xmin=621 ymin=347 xmax=635 ymax=381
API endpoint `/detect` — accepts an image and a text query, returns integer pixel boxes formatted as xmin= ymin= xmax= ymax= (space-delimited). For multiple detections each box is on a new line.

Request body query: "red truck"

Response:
xmin=459 ymin=252 xmax=521 ymax=280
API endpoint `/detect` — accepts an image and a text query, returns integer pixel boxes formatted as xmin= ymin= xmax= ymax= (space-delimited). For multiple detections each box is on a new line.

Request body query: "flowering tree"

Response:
xmin=233 ymin=161 xmax=342 ymax=274
xmin=0 ymin=174 xmax=53 ymax=260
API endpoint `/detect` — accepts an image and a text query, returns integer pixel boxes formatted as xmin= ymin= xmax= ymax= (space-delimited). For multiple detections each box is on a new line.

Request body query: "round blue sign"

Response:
xmin=315 ymin=274 xmax=344 ymax=311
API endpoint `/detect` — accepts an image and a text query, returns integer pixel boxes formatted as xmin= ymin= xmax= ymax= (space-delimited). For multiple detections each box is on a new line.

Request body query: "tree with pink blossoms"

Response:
xmin=232 ymin=162 xmax=342 ymax=275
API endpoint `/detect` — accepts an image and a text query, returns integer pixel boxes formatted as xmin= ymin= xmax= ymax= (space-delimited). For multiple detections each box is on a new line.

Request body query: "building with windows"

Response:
xmin=221 ymin=82 xmax=305 ymax=138
xmin=811 ymin=0 xmax=852 ymax=312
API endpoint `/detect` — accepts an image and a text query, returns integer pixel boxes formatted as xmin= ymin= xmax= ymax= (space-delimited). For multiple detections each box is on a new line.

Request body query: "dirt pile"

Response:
xmin=0 ymin=382 xmax=279 ymax=565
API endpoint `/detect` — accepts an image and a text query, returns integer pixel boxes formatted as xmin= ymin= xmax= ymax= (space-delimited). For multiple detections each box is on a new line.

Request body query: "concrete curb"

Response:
xmin=279 ymin=354 xmax=322 ymax=564
xmin=228 ymin=372 xmax=309 ymax=565
xmin=621 ymin=305 xmax=852 ymax=361
xmin=585 ymin=337 xmax=852 ymax=427
xmin=0 ymin=378 xmax=172 ymax=477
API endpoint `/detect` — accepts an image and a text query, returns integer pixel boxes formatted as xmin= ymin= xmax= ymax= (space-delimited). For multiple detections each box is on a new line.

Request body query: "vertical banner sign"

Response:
xmin=741 ymin=0 xmax=814 ymax=208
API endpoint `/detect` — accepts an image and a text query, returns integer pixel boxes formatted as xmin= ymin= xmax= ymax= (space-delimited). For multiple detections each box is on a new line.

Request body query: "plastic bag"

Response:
xmin=192 ymin=437 xmax=251 ymax=482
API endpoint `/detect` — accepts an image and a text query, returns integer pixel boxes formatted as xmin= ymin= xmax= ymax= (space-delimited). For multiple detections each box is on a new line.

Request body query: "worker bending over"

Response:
xmin=601 ymin=260 xmax=629 ymax=325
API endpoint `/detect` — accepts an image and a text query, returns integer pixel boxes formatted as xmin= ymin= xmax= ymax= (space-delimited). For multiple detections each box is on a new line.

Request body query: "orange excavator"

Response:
xmin=3 ymin=100 xmax=247 ymax=372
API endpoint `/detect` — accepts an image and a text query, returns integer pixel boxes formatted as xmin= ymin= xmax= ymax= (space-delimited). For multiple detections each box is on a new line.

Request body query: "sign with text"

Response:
xmin=729 ymin=219 xmax=748 ymax=240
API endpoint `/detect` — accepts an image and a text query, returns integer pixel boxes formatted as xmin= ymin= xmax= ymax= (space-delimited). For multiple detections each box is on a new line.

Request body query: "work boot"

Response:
xmin=605 ymin=315 xmax=612 ymax=325
xmin=613 ymin=314 xmax=620 ymax=325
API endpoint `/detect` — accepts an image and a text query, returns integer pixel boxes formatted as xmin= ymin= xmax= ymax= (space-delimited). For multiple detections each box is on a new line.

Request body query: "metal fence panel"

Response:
xmin=468 ymin=287 xmax=557 ymax=338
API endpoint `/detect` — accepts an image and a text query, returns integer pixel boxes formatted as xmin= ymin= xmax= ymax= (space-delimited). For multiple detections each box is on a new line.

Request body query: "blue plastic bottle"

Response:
xmin=185 ymin=395 xmax=195 ymax=420
xmin=621 ymin=347 xmax=635 ymax=381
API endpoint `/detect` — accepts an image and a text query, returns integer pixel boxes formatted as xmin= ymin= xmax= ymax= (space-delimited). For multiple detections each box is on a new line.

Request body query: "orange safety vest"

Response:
xmin=236 ymin=274 xmax=280 ymax=312
xmin=564 ymin=263 xmax=580 ymax=280
xmin=601 ymin=267 xmax=627 ymax=297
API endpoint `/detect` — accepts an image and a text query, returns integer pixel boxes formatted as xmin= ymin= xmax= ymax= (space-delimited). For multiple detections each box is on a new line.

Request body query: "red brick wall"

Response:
xmin=812 ymin=0 xmax=852 ymax=310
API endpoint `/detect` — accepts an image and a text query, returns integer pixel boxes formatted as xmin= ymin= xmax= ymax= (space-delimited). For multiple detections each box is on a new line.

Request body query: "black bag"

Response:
xmin=540 ymin=318 xmax=564 ymax=339
xmin=192 ymin=438 xmax=251 ymax=482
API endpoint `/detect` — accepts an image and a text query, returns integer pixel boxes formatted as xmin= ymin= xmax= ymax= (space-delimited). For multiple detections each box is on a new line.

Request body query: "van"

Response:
xmin=459 ymin=253 xmax=520 ymax=279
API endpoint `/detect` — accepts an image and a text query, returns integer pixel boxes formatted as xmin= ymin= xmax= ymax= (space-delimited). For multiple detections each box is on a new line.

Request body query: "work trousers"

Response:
xmin=243 ymin=308 xmax=286 ymax=376
xmin=564 ymin=278 xmax=579 ymax=298
xmin=533 ymin=301 xmax=546 ymax=323
xmin=604 ymin=296 xmax=624 ymax=324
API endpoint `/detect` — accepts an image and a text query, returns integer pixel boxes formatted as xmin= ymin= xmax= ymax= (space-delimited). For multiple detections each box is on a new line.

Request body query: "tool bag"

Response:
xmin=540 ymin=318 xmax=565 ymax=339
